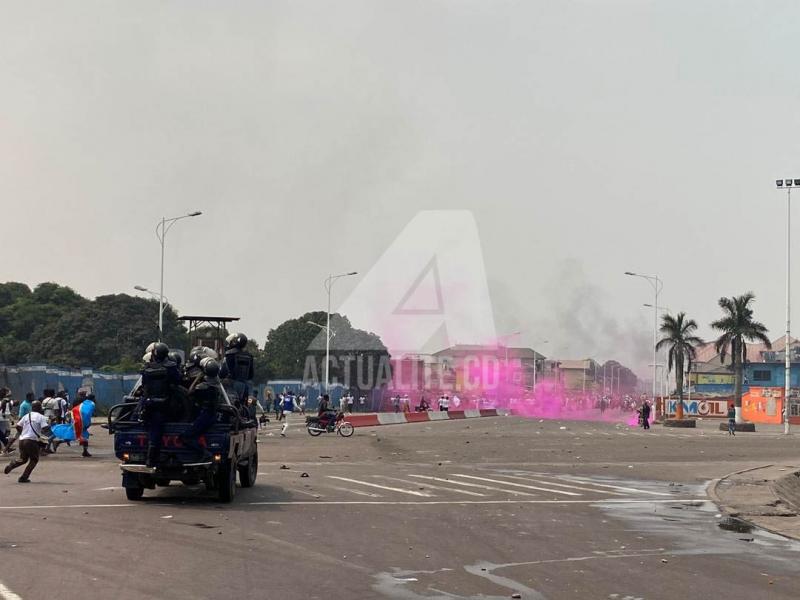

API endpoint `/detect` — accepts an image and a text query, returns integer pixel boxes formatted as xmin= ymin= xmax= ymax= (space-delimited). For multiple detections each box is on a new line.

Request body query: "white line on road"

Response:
xmin=0 ymin=581 xmax=22 ymax=600
xmin=326 ymin=486 xmax=383 ymax=498
xmin=408 ymin=475 xmax=536 ymax=497
xmin=373 ymin=475 xmax=486 ymax=497
xmin=0 ymin=504 xmax=133 ymax=510
xmin=246 ymin=498 xmax=705 ymax=506
xmin=450 ymin=474 xmax=581 ymax=496
xmin=495 ymin=474 xmax=627 ymax=496
xmin=327 ymin=476 xmax=435 ymax=497
xmin=552 ymin=476 xmax=673 ymax=497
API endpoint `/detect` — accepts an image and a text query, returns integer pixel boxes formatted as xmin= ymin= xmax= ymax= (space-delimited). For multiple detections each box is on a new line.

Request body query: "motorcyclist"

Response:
xmin=140 ymin=342 xmax=181 ymax=468
xmin=179 ymin=357 xmax=222 ymax=461
xmin=221 ymin=332 xmax=254 ymax=404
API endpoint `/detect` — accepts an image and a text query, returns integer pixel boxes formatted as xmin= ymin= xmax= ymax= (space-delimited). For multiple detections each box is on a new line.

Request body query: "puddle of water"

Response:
xmin=718 ymin=517 xmax=754 ymax=534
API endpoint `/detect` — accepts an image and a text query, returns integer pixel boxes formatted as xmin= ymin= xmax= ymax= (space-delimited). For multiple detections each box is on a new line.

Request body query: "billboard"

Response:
xmin=665 ymin=399 xmax=727 ymax=418
xmin=691 ymin=373 xmax=734 ymax=385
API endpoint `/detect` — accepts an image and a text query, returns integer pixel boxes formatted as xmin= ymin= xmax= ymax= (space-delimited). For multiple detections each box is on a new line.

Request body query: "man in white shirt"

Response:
xmin=4 ymin=400 xmax=51 ymax=483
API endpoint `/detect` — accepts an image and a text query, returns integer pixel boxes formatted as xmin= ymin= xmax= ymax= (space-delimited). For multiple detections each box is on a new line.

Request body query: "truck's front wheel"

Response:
xmin=217 ymin=459 xmax=236 ymax=503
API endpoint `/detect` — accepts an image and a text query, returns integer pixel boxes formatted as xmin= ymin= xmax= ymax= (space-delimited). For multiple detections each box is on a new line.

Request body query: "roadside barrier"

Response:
xmin=346 ymin=409 xmax=508 ymax=428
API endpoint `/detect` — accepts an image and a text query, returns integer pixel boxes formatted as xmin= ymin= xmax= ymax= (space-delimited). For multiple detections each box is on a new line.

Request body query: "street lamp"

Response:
xmin=776 ymin=178 xmax=799 ymax=435
xmin=643 ymin=303 xmax=671 ymax=314
xmin=155 ymin=212 xmax=202 ymax=339
xmin=134 ymin=285 xmax=171 ymax=325
xmin=625 ymin=271 xmax=663 ymax=416
xmin=323 ymin=272 xmax=358 ymax=392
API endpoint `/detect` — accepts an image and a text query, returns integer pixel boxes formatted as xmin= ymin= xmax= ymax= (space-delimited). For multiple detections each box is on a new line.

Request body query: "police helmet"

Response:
xmin=201 ymin=357 xmax=221 ymax=378
xmin=225 ymin=333 xmax=237 ymax=349
xmin=234 ymin=332 xmax=248 ymax=349
xmin=189 ymin=346 xmax=217 ymax=366
xmin=168 ymin=351 xmax=183 ymax=368
xmin=151 ymin=342 xmax=169 ymax=361
xmin=31 ymin=400 xmax=44 ymax=414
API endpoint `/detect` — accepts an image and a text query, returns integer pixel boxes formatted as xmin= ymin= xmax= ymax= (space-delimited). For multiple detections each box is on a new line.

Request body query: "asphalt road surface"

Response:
xmin=1 ymin=414 xmax=799 ymax=600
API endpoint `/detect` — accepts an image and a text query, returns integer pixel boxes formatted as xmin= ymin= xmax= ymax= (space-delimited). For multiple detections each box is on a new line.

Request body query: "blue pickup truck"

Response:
xmin=107 ymin=382 xmax=258 ymax=503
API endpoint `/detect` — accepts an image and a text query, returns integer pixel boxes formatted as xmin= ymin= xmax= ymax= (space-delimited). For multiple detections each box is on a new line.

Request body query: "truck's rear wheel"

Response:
xmin=126 ymin=486 xmax=145 ymax=501
xmin=238 ymin=451 xmax=258 ymax=488
xmin=217 ymin=459 xmax=236 ymax=503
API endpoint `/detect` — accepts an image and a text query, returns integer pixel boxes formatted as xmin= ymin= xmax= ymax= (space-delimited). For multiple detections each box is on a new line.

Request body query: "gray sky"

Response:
xmin=2 ymin=1 xmax=799 ymax=376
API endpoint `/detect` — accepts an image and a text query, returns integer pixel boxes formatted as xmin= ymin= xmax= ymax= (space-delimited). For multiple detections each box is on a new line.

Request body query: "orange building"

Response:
xmin=742 ymin=387 xmax=800 ymax=425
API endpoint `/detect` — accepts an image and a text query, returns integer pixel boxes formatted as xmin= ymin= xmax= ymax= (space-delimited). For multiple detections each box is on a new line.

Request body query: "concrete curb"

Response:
xmin=705 ymin=463 xmax=800 ymax=542
xmin=706 ymin=463 xmax=773 ymax=507
xmin=347 ymin=409 xmax=509 ymax=428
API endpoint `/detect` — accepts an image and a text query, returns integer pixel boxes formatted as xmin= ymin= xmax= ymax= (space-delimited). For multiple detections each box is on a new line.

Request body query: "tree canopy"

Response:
xmin=0 ymin=282 xmax=188 ymax=370
xmin=262 ymin=311 xmax=390 ymax=387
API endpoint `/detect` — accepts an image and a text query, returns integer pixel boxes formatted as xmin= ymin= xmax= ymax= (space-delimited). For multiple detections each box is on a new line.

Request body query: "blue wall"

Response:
xmin=0 ymin=364 xmax=139 ymax=410
xmin=693 ymin=363 xmax=800 ymax=394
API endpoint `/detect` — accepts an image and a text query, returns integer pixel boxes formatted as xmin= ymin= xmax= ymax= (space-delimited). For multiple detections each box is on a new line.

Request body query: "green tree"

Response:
xmin=656 ymin=312 xmax=704 ymax=420
xmin=711 ymin=293 xmax=771 ymax=423
xmin=28 ymin=294 xmax=187 ymax=368
xmin=263 ymin=311 xmax=389 ymax=388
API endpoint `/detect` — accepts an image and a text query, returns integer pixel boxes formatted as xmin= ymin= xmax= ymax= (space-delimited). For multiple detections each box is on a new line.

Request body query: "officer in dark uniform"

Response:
xmin=180 ymin=357 xmax=222 ymax=461
xmin=222 ymin=332 xmax=254 ymax=405
xmin=140 ymin=342 xmax=181 ymax=468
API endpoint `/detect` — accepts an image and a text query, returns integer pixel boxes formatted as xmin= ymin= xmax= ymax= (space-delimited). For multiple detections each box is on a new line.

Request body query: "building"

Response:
xmin=557 ymin=359 xmax=598 ymax=392
xmin=431 ymin=344 xmax=547 ymax=392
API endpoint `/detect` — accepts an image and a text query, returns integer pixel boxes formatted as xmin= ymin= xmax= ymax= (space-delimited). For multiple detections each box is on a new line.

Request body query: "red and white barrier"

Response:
xmin=345 ymin=409 xmax=508 ymax=428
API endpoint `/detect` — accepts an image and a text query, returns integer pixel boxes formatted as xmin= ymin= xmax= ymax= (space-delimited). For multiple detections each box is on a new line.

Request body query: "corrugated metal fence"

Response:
xmin=0 ymin=364 xmax=139 ymax=410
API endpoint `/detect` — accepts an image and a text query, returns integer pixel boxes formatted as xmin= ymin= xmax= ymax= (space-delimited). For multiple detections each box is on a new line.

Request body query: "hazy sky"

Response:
xmin=2 ymin=1 xmax=799 ymax=376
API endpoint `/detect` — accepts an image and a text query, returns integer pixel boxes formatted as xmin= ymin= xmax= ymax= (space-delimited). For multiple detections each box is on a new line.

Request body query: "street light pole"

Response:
xmin=155 ymin=211 xmax=202 ymax=340
xmin=777 ymin=178 xmax=798 ymax=435
xmin=324 ymin=271 xmax=358 ymax=393
xmin=625 ymin=272 xmax=663 ymax=417
xmin=134 ymin=285 xmax=171 ymax=326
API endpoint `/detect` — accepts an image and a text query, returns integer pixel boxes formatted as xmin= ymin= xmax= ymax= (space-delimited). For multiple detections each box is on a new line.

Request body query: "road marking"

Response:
xmin=327 ymin=476 xmax=434 ymax=497
xmin=450 ymin=474 xmax=581 ymax=496
xmin=93 ymin=487 xmax=120 ymax=491
xmin=373 ymin=475 xmax=486 ymax=497
xmin=408 ymin=475 xmax=536 ymax=497
xmin=553 ymin=476 xmax=672 ymax=497
xmin=326 ymin=485 xmax=383 ymax=498
xmin=495 ymin=474 xmax=627 ymax=496
xmin=289 ymin=488 xmax=323 ymax=499
xmin=0 ymin=580 xmax=22 ymax=600
xmin=0 ymin=504 xmax=133 ymax=510
xmin=246 ymin=498 xmax=704 ymax=506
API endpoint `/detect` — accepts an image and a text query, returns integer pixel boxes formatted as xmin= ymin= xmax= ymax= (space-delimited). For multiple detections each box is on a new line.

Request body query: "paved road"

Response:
xmin=1 ymin=414 xmax=799 ymax=599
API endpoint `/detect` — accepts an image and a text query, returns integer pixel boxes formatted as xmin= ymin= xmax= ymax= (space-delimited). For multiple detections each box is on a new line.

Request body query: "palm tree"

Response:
xmin=656 ymin=312 xmax=704 ymax=420
xmin=711 ymin=293 xmax=771 ymax=423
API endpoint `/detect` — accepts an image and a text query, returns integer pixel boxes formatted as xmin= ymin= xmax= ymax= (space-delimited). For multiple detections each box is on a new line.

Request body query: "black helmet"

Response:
xmin=151 ymin=342 xmax=169 ymax=361
xmin=31 ymin=400 xmax=43 ymax=414
xmin=168 ymin=351 xmax=183 ymax=368
xmin=201 ymin=357 xmax=220 ymax=378
xmin=234 ymin=332 xmax=248 ymax=349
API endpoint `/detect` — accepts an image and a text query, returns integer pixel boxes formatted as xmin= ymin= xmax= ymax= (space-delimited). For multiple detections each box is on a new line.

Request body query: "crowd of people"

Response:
xmin=1 ymin=386 xmax=97 ymax=483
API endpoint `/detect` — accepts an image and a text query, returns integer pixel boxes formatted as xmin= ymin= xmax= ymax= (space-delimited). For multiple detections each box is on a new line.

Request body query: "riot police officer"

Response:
xmin=140 ymin=342 xmax=181 ymax=468
xmin=183 ymin=346 xmax=217 ymax=389
xmin=180 ymin=357 xmax=222 ymax=461
xmin=222 ymin=332 xmax=254 ymax=404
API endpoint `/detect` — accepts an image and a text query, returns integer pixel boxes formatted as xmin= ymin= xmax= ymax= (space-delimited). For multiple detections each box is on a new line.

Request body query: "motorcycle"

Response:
xmin=306 ymin=411 xmax=354 ymax=437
